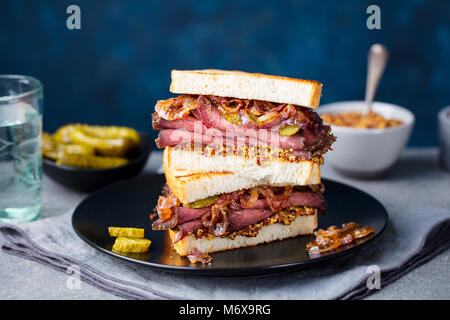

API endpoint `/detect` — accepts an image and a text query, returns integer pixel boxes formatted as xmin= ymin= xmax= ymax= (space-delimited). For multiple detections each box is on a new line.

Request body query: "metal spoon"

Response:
xmin=364 ymin=44 xmax=389 ymax=116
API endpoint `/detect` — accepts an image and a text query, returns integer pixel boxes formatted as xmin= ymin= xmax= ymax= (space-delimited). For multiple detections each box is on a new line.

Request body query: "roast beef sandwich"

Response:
xmin=151 ymin=69 xmax=335 ymax=262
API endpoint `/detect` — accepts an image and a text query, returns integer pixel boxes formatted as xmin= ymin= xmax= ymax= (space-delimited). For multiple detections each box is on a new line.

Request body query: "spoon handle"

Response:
xmin=365 ymin=44 xmax=389 ymax=115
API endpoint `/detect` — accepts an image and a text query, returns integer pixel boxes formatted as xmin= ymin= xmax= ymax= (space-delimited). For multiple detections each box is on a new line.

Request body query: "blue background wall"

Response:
xmin=0 ymin=0 xmax=449 ymax=146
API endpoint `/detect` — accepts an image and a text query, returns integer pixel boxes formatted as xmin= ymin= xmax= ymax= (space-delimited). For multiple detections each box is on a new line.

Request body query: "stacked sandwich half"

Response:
xmin=151 ymin=70 xmax=335 ymax=262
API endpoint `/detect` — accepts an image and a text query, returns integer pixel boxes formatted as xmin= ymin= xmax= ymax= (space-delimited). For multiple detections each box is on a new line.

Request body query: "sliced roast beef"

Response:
xmin=153 ymin=94 xmax=335 ymax=157
xmin=194 ymin=99 xmax=335 ymax=153
xmin=152 ymin=214 xmax=177 ymax=230
xmin=159 ymin=190 xmax=326 ymax=233
xmin=155 ymin=128 xmax=310 ymax=158
xmin=174 ymin=209 xmax=272 ymax=242
xmin=153 ymin=115 xmax=306 ymax=151
xmin=227 ymin=209 xmax=274 ymax=232
xmin=175 ymin=206 xmax=211 ymax=224
xmin=174 ymin=219 xmax=204 ymax=242
xmin=239 ymin=191 xmax=327 ymax=213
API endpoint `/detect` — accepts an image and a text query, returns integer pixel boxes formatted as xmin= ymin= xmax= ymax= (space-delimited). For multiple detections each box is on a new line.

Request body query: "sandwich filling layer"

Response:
xmin=153 ymin=95 xmax=335 ymax=163
xmin=152 ymin=184 xmax=325 ymax=242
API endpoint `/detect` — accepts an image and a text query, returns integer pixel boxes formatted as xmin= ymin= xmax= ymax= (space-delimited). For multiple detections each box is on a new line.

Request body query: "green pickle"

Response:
xmin=56 ymin=153 xmax=128 ymax=169
xmin=81 ymin=126 xmax=140 ymax=145
xmin=53 ymin=124 xmax=82 ymax=144
xmin=42 ymin=132 xmax=61 ymax=160
xmin=279 ymin=125 xmax=300 ymax=136
xmin=185 ymin=195 xmax=219 ymax=208
xmin=54 ymin=124 xmax=140 ymax=156
xmin=108 ymin=227 xmax=145 ymax=238
xmin=63 ymin=144 xmax=95 ymax=156
xmin=222 ymin=112 xmax=242 ymax=125
xmin=112 ymin=237 xmax=151 ymax=253
xmin=247 ymin=113 xmax=260 ymax=123
xmin=45 ymin=124 xmax=140 ymax=169
xmin=71 ymin=129 xmax=136 ymax=157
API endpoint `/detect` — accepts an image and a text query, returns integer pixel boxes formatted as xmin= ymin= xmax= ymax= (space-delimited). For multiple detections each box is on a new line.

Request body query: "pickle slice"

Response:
xmin=108 ymin=227 xmax=145 ymax=238
xmin=54 ymin=124 xmax=140 ymax=156
xmin=63 ymin=144 xmax=95 ymax=156
xmin=247 ymin=113 xmax=260 ymax=123
xmin=42 ymin=132 xmax=61 ymax=160
xmin=222 ymin=113 xmax=242 ymax=125
xmin=56 ymin=153 xmax=128 ymax=169
xmin=279 ymin=125 xmax=300 ymax=136
xmin=185 ymin=195 xmax=219 ymax=208
xmin=81 ymin=126 xmax=140 ymax=145
xmin=71 ymin=129 xmax=136 ymax=157
xmin=112 ymin=237 xmax=151 ymax=253
xmin=54 ymin=124 xmax=82 ymax=144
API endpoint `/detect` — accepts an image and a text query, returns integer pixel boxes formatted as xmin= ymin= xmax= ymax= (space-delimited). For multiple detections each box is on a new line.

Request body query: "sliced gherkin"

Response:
xmin=81 ymin=126 xmax=140 ymax=145
xmin=247 ymin=113 xmax=260 ymax=123
xmin=53 ymin=124 xmax=82 ymax=144
xmin=71 ymin=129 xmax=136 ymax=157
xmin=279 ymin=125 xmax=300 ymax=136
xmin=56 ymin=153 xmax=128 ymax=169
xmin=112 ymin=237 xmax=151 ymax=253
xmin=42 ymin=132 xmax=60 ymax=160
xmin=185 ymin=195 xmax=219 ymax=208
xmin=108 ymin=227 xmax=145 ymax=238
xmin=54 ymin=124 xmax=140 ymax=157
xmin=222 ymin=112 xmax=242 ymax=125
xmin=63 ymin=144 xmax=95 ymax=156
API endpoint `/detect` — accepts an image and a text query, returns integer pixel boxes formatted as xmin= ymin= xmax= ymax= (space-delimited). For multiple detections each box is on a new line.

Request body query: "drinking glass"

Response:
xmin=0 ymin=75 xmax=43 ymax=223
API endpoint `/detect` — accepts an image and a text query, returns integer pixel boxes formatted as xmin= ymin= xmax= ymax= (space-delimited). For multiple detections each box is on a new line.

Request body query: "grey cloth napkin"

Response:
xmin=1 ymin=204 xmax=449 ymax=300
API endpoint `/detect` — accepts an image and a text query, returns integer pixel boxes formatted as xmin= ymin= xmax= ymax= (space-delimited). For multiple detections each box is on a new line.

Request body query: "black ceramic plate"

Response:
xmin=43 ymin=132 xmax=152 ymax=192
xmin=72 ymin=174 xmax=388 ymax=276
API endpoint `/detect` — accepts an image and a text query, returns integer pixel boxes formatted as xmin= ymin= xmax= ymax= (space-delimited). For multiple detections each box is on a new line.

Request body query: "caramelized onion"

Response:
xmin=201 ymin=191 xmax=245 ymax=234
xmin=256 ymin=186 xmax=276 ymax=211
xmin=306 ymin=222 xmax=375 ymax=254
xmin=152 ymin=190 xmax=181 ymax=231
xmin=256 ymin=186 xmax=293 ymax=212
xmin=277 ymin=185 xmax=293 ymax=210
xmin=239 ymin=189 xmax=260 ymax=208
xmin=210 ymin=205 xmax=229 ymax=236
xmin=213 ymin=210 xmax=229 ymax=236
xmin=197 ymin=96 xmax=215 ymax=128
xmin=155 ymin=95 xmax=197 ymax=120
xmin=156 ymin=194 xmax=180 ymax=221
xmin=201 ymin=211 xmax=214 ymax=229
xmin=249 ymin=100 xmax=277 ymax=115
xmin=213 ymin=97 xmax=249 ymax=114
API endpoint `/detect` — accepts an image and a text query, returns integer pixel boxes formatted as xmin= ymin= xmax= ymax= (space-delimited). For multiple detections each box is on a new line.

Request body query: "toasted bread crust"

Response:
xmin=170 ymin=69 xmax=322 ymax=109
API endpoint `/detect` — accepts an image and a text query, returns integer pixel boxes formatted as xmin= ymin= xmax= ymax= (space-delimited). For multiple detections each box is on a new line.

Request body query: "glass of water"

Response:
xmin=0 ymin=75 xmax=43 ymax=223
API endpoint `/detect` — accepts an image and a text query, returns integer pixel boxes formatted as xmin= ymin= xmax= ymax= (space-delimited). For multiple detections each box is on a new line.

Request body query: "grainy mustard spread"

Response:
xmin=322 ymin=111 xmax=403 ymax=129
xmin=192 ymin=206 xmax=317 ymax=240
xmin=175 ymin=143 xmax=323 ymax=165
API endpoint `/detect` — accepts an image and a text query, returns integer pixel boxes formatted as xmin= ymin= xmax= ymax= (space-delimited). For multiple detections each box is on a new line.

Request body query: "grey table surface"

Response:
xmin=0 ymin=147 xmax=449 ymax=300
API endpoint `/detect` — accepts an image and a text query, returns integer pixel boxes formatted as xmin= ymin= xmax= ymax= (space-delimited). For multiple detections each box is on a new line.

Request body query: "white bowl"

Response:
xmin=318 ymin=101 xmax=415 ymax=178
xmin=438 ymin=105 xmax=450 ymax=171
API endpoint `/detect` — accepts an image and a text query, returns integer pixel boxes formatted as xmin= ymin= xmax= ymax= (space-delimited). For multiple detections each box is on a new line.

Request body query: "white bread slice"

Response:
xmin=170 ymin=69 xmax=322 ymax=109
xmin=169 ymin=213 xmax=317 ymax=256
xmin=164 ymin=147 xmax=320 ymax=203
